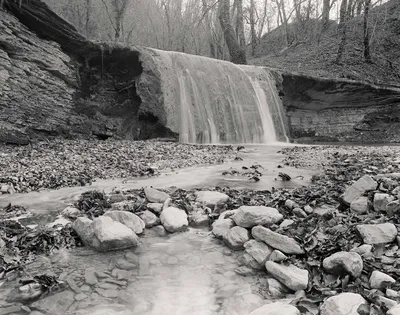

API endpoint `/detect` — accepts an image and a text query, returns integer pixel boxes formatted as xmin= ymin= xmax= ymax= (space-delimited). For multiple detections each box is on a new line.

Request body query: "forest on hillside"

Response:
xmin=40 ymin=0 xmax=399 ymax=85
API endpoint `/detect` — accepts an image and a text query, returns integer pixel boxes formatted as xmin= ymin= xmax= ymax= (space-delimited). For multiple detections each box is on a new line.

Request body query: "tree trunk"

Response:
xmin=234 ymin=0 xmax=246 ymax=48
xmin=322 ymin=0 xmax=330 ymax=29
xmin=363 ymin=0 xmax=372 ymax=62
xmin=218 ymin=0 xmax=247 ymax=64
xmin=336 ymin=0 xmax=353 ymax=63
xmin=250 ymin=0 xmax=257 ymax=56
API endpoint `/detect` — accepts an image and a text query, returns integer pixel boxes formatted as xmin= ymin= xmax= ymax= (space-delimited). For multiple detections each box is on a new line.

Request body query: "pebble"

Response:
xmin=293 ymin=208 xmax=307 ymax=218
xmin=279 ymin=219 xmax=295 ymax=229
xmin=84 ymin=268 xmax=98 ymax=285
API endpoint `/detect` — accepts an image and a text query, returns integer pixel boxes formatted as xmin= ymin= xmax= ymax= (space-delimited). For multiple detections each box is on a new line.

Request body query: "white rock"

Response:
xmin=212 ymin=219 xmax=235 ymax=239
xmin=252 ymin=226 xmax=304 ymax=255
xmin=160 ymin=207 xmax=188 ymax=233
xmin=265 ymin=261 xmax=309 ymax=291
xmin=92 ymin=216 xmax=139 ymax=251
xmin=147 ymin=203 xmax=163 ymax=214
xmin=104 ymin=211 xmax=145 ymax=234
xmin=388 ymin=304 xmax=400 ymax=315
xmin=247 ymin=302 xmax=300 ymax=315
xmin=137 ymin=210 xmax=159 ymax=228
xmin=233 ymin=206 xmax=283 ymax=228
xmin=370 ymin=271 xmax=396 ymax=290
xmin=342 ymin=175 xmax=377 ymax=205
xmin=374 ymin=193 xmax=394 ymax=212
xmin=195 ymin=191 xmax=229 ymax=207
xmin=244 ymin=240 xmax=273 ymax=265
xmin=350 ymin=197 xmax=369 ymax=214
xmin=322 ymin=251 xmax=363 ymax=277
xmin=0 ymin=184 xmax=9 ymax=193
xmin=144 ymin=187 xmax=169 ymax=203
xmin=356 ymin=223 xmax=398 ymax=244
xmin=61 ymin=206 xmax=81 ymax=220
xmin=223 ymin=226 xmax=250 ymax=250
xmin=319 ymin=293 xmax=368 ymax=315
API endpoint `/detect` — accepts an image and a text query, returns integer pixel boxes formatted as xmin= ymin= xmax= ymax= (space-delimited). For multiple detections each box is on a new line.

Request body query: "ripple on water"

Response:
xmin=2 ymin=228 xmax=267 ymax=315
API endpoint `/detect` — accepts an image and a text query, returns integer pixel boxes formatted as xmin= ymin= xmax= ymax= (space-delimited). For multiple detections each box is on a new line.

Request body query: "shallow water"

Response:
xmin=1 ymin=229 xmax=267 ymax=315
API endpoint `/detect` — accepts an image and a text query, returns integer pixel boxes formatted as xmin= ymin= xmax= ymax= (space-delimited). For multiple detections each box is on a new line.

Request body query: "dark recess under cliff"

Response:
xmin=1 ymin=0 xmax=176 ymax=143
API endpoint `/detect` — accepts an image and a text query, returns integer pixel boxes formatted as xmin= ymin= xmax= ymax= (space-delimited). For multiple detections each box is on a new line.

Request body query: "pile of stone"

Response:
xmin=211 ymin=173 xmax=400 ymax=315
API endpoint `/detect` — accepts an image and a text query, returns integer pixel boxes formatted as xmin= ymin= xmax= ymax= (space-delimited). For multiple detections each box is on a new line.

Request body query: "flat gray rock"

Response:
xmin=252 ymin=225 xmax=304 ymax=255
xmin=233 ymin=206 xmax=283 ymax=228
xmin=244 ymin=240 xmax=273 ymax=265
xmin=195 ymin=191 xmax=229 ymax=207
xmin=144 ymin=187 xmax=170 ymax=203
xmin=342 ymin=175 xmax=377 ymax=205
xmin=104 ymin=211 xmax=145 ymax=234
xmin=265 ymin=261 xmax=309 ymax=291
xmin=356 ymin=223 xmax=397 ymax=244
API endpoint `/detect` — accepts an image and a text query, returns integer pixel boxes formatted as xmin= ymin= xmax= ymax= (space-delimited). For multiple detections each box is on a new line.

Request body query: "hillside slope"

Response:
xmin=250 ymin=0 xmax=400 ymax=87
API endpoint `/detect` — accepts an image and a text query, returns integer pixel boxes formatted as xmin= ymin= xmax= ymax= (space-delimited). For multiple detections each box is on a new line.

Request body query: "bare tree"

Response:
xmin=100 ymin=0 xmax=131 ymax=41
xmin=218 ymin=0 xmax=247 ymax=64
xmin=336 ymin=0 xmax=354 ymax=63
xmin=322 ymin=0 xmax=331 ymax=29
xmin=363 ymin=0 xmax=372 ymax=62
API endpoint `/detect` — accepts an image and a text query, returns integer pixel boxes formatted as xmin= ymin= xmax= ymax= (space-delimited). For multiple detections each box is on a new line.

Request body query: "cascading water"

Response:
xmin=137 ymin=48 xmax=289 ymax=144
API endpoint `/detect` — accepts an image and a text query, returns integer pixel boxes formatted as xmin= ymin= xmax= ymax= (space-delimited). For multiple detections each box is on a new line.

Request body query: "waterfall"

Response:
xmin=137 ymin=48 xmax=289 ymax=144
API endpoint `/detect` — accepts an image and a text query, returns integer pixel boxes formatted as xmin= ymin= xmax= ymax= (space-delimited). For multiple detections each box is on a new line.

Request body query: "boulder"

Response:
xmin=342 ymin=175 xmax=377 ymax=205
xmin=350 ymin=197 xmax=369 ymax=214
xmin=322 ymin=251 xmax=363 ymax=277
xmin=356 ymin=223 xmax=397 ymax=244
xmin=319 ymin=293 xmax=368 ymax=315
xmin=159 ymin=207 xmax=188 ymax=233
xmin=92 ymin=216 xmax=139 ymax=251
xmin=72 ymin=217 xmax=95 ymax=247
xmin=147 ymin=203 xmax=163 ymax=214
xmin=233 ymin=206 xmax=283 ymax=228
xmin=104 ymin=211 xmax=145 ymax=234
xmin=137 ymin=210 xmax=159 ymax=228
xmin=369 ymin=271 xmax=396 ymax=290
xmin=195 ymin=191 xmax=229 ymax=207
xmin=61 ymin=206 xmax=81 ymax=220
xmin=212 ymin=219 xmax=235 ymax=239
xmin=304 ymin=205 xmax=314 ymax=214
xmin=247 ymin=302 xmax=300 ymax=315
xmin=223 ymin=226 xmax=250 ymax=250
xmin=265 ymin=261 xmax=309 ymax=291
xmin=244 ymin=240 xmax=273 ymax=265
xmin=373 ymin=193 xmax=394 ymax=212
xmin=144 ymin=187 xmax=169 ymax=203
xmin=252 ymin=226 xmax=304 ymax=255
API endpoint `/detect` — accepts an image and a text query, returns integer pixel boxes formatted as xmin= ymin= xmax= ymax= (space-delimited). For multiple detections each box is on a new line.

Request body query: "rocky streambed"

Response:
xmin=1 ymin=144 xmax=400 ymax=315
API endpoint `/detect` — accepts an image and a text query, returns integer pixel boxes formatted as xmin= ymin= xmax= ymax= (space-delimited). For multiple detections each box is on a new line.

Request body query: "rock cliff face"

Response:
xmin=1 ymin=0 xmax=400 ymax=144
xmin=281 ymin=73 xmax=400 ymax=143
xmin=0 ymin=1 xmax=175 ymax=144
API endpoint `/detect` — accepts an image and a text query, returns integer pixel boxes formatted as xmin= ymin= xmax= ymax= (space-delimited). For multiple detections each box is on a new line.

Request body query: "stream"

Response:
xmin=0 ymin=145 xmax=315 ymax=315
